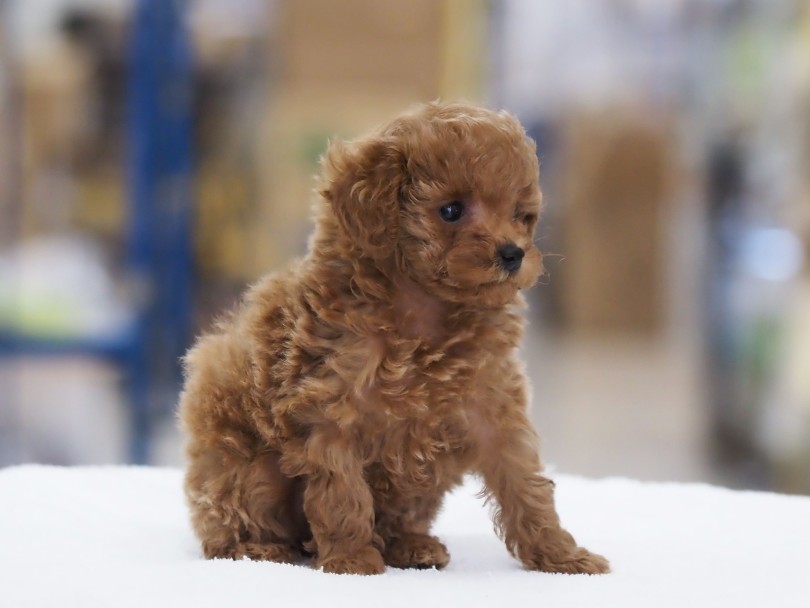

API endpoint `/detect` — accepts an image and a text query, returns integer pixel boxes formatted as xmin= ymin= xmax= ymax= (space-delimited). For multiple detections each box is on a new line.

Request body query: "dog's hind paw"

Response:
xmin=203 ymin=540 xmax=300 ymax=564
xmin=384 ymin=533 xmax=450 ymax=570
xmin=320 ymin=546 xmax=386 ymax=575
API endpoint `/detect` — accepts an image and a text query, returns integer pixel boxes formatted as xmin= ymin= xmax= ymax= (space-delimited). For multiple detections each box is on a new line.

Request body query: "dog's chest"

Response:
xmin=368 ymin=337 xmax=482 ymax=416
xmin=358 ymin=339 xmax=489 ymax=486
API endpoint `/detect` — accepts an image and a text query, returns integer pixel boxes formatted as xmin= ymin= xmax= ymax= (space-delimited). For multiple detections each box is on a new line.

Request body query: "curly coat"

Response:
xmin=179 ymin=101 xmax=609 ymax=575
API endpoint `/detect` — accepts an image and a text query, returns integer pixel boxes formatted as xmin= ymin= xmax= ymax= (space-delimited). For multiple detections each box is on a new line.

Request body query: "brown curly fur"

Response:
xmin=178 ymin=101 xmax=609 ymax=575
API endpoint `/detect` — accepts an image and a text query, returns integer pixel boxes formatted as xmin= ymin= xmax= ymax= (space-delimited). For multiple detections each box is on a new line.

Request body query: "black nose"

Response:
xmin=497 ymin=244 xmax=525 ymax=273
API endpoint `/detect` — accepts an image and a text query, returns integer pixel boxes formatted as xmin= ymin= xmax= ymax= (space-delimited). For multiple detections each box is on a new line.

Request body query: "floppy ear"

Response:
xmin=319 ymin=135 xmax=405 ymax=260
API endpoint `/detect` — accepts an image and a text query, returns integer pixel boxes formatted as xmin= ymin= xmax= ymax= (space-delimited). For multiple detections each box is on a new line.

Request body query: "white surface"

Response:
xmin=1 ymin=466 xmax=808 ymax=608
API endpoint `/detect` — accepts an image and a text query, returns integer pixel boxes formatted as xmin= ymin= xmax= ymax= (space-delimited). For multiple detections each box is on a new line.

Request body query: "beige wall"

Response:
xmin=252 ymin=0 xmax=487 ymax=277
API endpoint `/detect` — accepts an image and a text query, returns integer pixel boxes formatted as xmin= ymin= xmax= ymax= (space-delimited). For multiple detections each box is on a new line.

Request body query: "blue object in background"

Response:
xmin=126 ymin=0 xmax=195 ymax=463
xmin=0 ymin=0 xmax=195 ymax=465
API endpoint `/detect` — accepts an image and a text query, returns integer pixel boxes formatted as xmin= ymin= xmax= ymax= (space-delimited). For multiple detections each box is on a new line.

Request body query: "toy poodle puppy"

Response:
xmin=179 ymin=101 xmax=609 ymax=575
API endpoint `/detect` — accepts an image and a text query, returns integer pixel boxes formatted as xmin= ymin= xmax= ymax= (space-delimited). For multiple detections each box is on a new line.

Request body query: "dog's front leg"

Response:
xmin=301 ymin=431 xmax=385 ymax=575
xmin=479 ymin=416 xmax=610 ymax=574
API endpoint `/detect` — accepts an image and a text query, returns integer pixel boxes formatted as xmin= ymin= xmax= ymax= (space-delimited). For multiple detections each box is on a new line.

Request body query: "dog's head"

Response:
xmin=320 ymin=102 xmax=543 ymax=307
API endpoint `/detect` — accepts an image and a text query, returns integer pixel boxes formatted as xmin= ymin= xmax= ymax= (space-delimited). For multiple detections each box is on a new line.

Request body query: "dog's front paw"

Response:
xmin=320 ymin=545 xmax=386 ymax=575
xmin=384 ymin=533 xmax=450 ymax=570
xmin=523 ymin=546 xmax=610 ymax=575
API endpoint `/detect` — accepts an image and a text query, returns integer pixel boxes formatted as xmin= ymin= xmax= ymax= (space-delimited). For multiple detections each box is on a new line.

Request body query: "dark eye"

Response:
xmin=439 ymin=201 xmax=465 ymax=223
xmin=514 ymin=211 xmax=537 ymax=227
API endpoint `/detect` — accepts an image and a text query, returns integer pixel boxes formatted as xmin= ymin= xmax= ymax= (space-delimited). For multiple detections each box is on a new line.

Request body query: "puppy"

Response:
xmin=179 ymin=101 xmax=609 ymax=575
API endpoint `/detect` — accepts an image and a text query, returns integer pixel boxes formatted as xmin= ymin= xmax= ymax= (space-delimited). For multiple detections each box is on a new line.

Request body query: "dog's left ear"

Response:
xmin=319 ymin=135 xmax=405 ymax=261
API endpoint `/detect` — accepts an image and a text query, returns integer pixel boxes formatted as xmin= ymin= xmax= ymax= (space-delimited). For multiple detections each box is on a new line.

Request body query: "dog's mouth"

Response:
xmin=418 ymin=243 xmax=543 ymax=306
xmin=477 ymin=270 xmax=515 ymax=288
xmin=434 ymin=263 xmax=530 ymax=305
xmin=479 ymin=268 xmax=533 ymax=293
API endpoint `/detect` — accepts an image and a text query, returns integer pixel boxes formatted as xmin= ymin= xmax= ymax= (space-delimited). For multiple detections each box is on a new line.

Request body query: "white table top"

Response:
xmin=1 ymin=465 xmax=808 ymax=608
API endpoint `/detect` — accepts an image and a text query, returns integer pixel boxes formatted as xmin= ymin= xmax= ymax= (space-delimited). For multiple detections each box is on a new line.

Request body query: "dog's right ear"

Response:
xmin=319 ymin=136 xmax=405 ymax=261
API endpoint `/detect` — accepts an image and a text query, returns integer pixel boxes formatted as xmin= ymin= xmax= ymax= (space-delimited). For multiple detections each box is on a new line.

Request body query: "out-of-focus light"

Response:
xmin=741 ymin=228 xmax=805 ymax=282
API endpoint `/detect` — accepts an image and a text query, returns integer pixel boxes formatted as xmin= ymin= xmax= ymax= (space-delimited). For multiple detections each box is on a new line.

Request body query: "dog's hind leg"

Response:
xmin=185 ymin=447 xmax=309 ymax=563
xmin=374 ymin=491 xmax=450 ymax=569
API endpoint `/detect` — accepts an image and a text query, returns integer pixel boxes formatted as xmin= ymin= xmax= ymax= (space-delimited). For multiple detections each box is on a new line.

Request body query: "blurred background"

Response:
xmin=0 ymin=0 xmax=808 ymax=494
